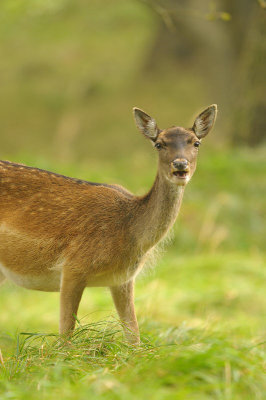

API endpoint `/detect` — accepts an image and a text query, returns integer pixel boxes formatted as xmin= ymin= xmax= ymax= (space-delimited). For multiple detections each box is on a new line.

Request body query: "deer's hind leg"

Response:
xmin=110 ymin=279 xmax=140 ymax=345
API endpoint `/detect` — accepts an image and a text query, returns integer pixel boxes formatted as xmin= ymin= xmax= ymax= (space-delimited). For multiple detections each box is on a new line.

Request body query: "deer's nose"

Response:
xmin=172 ymin=159 xmax=189 ymax=171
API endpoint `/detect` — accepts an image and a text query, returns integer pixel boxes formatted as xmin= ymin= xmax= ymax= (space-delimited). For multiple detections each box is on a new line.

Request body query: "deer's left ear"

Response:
xmin=193 ymin=104 xmax=217 ymax=139
xmin=133 ymin=107 xmax=160 ymax=142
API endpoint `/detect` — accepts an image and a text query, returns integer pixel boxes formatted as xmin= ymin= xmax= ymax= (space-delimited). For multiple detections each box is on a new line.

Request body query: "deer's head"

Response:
xmin=133 ymin=105 xmax=217 ymax=186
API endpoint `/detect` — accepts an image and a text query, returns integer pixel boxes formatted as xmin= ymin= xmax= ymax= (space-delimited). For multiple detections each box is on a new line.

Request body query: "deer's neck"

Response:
xmin=133 ymin=170 xmax=185 ymax=252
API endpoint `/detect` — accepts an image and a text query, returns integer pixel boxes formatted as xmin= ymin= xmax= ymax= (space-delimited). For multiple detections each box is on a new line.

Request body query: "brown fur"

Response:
xmin=0 ymin=105 xmax=217 ymax=344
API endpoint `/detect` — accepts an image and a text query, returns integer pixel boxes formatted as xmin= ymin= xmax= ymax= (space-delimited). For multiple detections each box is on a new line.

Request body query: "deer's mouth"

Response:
xmin=172 ymin=170 xmax=189 ymax=179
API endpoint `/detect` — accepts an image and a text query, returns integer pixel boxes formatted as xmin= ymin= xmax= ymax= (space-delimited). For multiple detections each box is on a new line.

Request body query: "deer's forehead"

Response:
xmin=159 ymin=127 xmax=196 ymax=143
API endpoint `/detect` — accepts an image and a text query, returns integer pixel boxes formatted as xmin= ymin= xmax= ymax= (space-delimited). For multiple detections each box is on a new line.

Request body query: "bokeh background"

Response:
xmin=0 ymin=1 xmax=265 ymax=399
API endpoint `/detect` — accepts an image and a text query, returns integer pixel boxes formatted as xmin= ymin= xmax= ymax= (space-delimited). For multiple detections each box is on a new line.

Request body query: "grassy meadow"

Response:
xmin=0 ymin=147 xmax=265 ymax=399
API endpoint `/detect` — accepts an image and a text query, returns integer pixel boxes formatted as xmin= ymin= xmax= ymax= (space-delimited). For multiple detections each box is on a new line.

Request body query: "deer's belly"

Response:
xmin=0 ymin=225 xmax=63 ymax=291
xmin=0 ymin=262 xmax=61 ymax=291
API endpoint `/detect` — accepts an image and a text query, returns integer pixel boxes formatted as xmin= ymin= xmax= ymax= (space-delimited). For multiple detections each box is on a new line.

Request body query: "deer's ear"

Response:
xmin=133 ymin=107 xmax=159 ymax=142
xmin=192 ymin=104 xmax=217 ymax=139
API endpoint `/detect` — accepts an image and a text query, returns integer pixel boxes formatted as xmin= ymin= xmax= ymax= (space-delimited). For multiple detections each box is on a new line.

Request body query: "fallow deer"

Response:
xmin=0 ymin=105 xmax=217 ymax=344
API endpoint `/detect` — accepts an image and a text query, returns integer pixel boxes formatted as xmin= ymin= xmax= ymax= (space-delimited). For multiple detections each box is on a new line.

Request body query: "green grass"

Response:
xmin=0 ymin=147 xmax=265 ymax=399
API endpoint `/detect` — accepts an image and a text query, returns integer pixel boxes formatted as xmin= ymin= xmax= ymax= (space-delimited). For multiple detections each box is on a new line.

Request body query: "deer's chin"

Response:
xmin=167 ymin=171 xmax=190 ymax=186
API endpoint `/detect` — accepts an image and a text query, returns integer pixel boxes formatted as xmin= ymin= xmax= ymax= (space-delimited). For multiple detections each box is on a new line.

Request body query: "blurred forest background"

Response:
xmin=0 ymin=1 xmax=265 ymax=399
xmin=0 ymin=0 xmax=265 ymax=159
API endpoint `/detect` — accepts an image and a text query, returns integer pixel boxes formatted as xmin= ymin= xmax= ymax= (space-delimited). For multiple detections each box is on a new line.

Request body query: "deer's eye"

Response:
xmin=155 ymin=142 xmax=162 ymax=150
xmin=194 ymin=141 xmax=201 ymax=148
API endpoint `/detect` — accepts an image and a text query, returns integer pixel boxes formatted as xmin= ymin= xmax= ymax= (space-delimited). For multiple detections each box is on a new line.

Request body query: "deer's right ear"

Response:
xmin=133 ymin=108 xmax=159 ymax=142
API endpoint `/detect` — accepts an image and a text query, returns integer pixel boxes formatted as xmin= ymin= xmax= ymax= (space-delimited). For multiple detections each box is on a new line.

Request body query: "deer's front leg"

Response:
xmin=59 ymin=270 xmax=86 ymax=335
xmin=110 ymin=279 xmax=140 ymax=345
